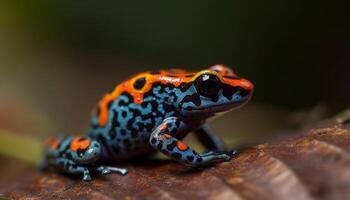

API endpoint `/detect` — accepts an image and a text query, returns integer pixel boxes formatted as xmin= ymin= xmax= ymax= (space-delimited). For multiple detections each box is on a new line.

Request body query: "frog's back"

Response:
xmin=88 ymin=69 xmax=197 ymax=160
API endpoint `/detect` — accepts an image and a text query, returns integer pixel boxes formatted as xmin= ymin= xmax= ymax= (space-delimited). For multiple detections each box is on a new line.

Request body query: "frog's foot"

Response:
xmin=83 ymin=170 xmax=92 ymax=182
xmin=202 ymin=150 xmax=237 ymax=158
xmin=95 ymin=165 xmax=128 ymax=176
xmin=150 ymin=117 xmax=234 ymax=167
xmin=95 ymin=166 xmax=112 ymax=175
xmin=108 ymin=166 xmax=128 ymax=176
xmin=200 ymin=151 xmax=231 ymax=164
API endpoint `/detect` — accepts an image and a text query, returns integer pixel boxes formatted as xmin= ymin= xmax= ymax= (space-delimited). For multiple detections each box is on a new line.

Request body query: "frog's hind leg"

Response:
xmin=149 ymin=117 xmax=232 ymax=166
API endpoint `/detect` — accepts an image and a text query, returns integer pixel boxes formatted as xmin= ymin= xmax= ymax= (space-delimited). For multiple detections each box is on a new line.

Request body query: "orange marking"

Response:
xmin=98 ymin=70 xmax=197 ymax=126
xmin=163 ymin=134 xmax=172 ymax=139
xmin=176 ymin=141 xmax=189 ymax=151
xmin=44 ymin=138 xmax=60 ymax=149
xmin=70 ymin=137 xmax=91 ymax=151
xmin=97 ymin=66 xmax=253 ymax=126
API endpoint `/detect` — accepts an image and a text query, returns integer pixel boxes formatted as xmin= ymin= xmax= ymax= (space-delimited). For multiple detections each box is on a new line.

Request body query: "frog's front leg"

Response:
xmin=149 ymin=117 xmax=232 ymax=166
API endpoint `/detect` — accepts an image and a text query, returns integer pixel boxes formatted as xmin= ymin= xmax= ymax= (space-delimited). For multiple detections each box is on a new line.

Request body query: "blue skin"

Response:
xmin=42 ymin=65 xmax=253 ymax=181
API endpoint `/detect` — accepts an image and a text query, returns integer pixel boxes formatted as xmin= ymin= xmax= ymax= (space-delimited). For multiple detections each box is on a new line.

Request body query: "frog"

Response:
xmin=42 ymin=64 xmax=254 ymax=181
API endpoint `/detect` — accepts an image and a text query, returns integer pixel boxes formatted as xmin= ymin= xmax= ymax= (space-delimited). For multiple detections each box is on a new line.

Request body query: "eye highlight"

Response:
xmin=194 ymin=73 xmax=222 ymax=97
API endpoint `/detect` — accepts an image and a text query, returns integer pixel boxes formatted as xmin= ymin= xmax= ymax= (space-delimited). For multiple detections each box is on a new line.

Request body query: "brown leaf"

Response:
xmin=1 ymin=126 xmax=350 ymax=200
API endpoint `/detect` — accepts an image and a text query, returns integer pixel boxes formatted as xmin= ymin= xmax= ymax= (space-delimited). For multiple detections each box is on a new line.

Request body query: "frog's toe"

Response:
xmin=227 ymin=149 xmax=238 ymax=157
xmin=101 ymin=168 xmax=111 ymax=175
xmin=83 ymin=174 xmax=92 ymax=182
xmin=218 ymin=154 xmax=231 ymax=161
xmin=120 ymin=168 xmax=128 ymax=175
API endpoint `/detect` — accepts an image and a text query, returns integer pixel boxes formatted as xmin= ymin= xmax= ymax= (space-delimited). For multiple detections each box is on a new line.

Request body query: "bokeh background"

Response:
xmin=0 ymin=1 xmax=349 ymax=164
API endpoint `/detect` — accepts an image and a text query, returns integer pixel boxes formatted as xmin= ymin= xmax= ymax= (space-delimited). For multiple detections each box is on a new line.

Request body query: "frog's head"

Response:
xmin=70 ymin=137 xmax=101 ymax=164
xmin=177 ymin=65 xmax=254 ymax=119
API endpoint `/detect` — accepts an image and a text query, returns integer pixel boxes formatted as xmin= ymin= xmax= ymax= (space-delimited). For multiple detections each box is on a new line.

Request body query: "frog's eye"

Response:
xmin=194 ymin=73 xmax=221 ymax=97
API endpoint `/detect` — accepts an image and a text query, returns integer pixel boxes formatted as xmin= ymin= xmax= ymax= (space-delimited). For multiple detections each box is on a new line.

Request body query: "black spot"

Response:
xmin=118 ymin=99 xmax=129 ymax=107
xmin=108 ymin=128 xmax=116 ymax=139
xmin=145 ymin=121 xmax=155 ymax=132
xmin=65 ymin=152 xmax=73 ymax=160
xmin=122 ymin=111 xmax=127 ymax=118
xmin=179 ymin=82 xmax=192 ymax=92
xmin=109 ymin=111 xmax=120 ymax=139
xmin=171 ymin=153 xmax=182 ymax=160
xmin=156 ymin=84 xmax=166 ymax=94
xmin=91 ymin=124 xmax=99 ymax=129
xmin=181 ymin=94 xmax=201 ymax=107
xmin=167 ymin=141 xmax=177 ymax=151
xmin=163 ymin=103 xmax=175 ymax=113
xmin=157 ymin=141 xmax=163 ymax=149
xmin=141 ymin=101 xmax=149 ymax=108
xmin=120 ymin=129 xmax=127 ymax=136
xmin=170 ymin=128 xmax=177 ymax=135
xmin=196 ymin=157 xmax=203 ymax=163
xmin=187 ymin=156 xmax=194 ymax=162
xmin=118 ymin=92 xmax=134 ymax=106
xmin=186 ymin=107 xmax=194 ymax=111
xmin=77 ymin=148 xmax=86 ymax=157
xmin=222 ymin=84 xmax=239 ymax=100
xmin=151 ymin=138 xmax=157 ymax=144
xmin=133 ymin=77 xmax=146 ymax=90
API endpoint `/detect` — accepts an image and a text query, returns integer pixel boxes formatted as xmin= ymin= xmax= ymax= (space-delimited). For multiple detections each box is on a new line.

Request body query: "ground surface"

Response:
xmin=1 ymin=123 xmax=350 ymax=200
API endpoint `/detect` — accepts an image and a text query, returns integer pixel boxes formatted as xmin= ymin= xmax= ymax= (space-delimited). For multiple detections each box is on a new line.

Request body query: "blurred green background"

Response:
xmin=0 ymin=1 xmax=349 ymax=164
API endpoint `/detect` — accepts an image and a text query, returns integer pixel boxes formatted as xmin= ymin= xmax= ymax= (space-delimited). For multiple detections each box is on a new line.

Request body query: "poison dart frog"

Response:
xmin=42 ymin=65 xmax=254 ymax=181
